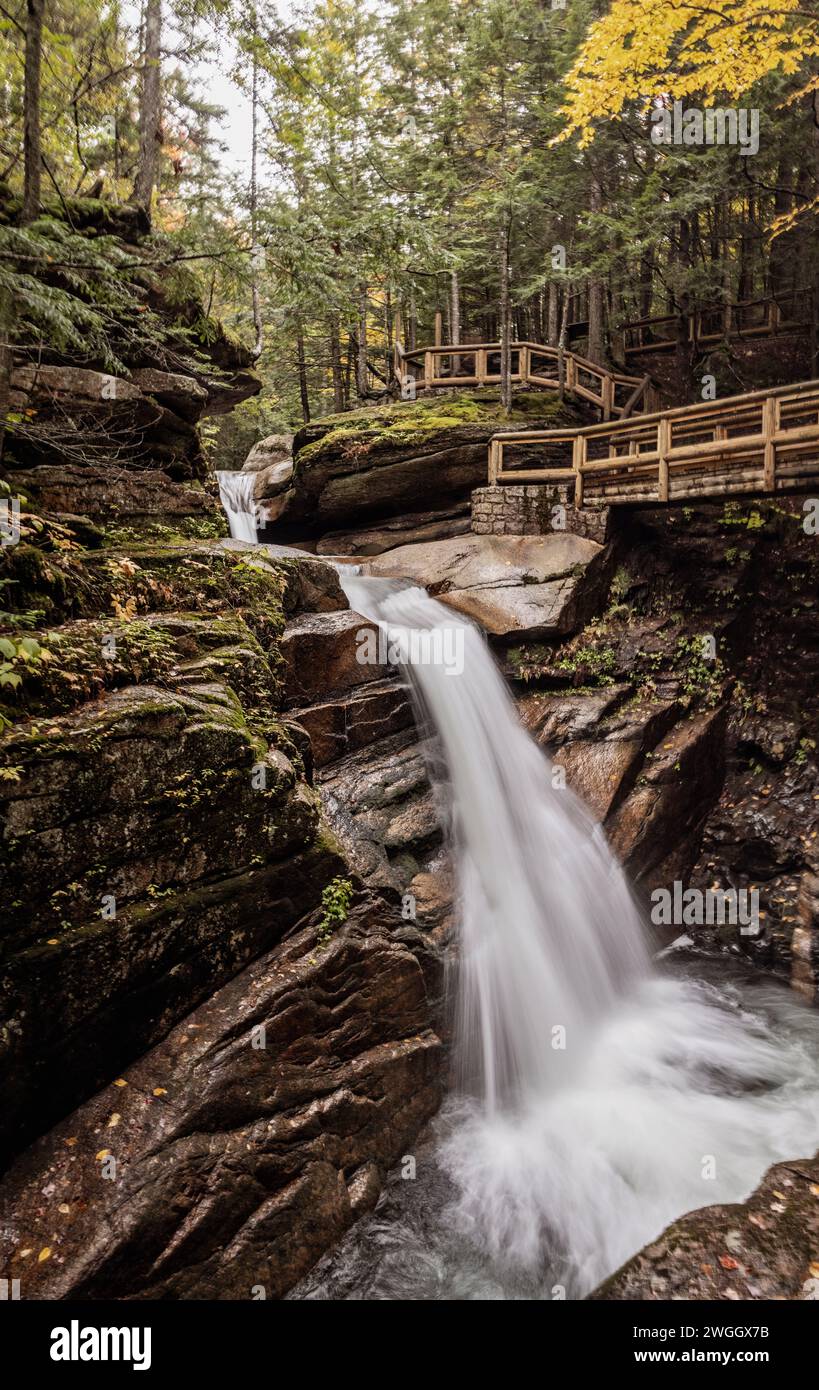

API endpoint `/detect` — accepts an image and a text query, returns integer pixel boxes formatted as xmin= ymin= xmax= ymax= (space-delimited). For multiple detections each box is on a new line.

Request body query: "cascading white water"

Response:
xmin=331 ymin=571 xmax=819 ymax=1298
xmin=216 ymin=469 xmax=258 ymax=544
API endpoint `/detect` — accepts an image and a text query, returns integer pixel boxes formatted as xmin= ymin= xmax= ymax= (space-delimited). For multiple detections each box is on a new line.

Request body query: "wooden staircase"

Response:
xmin=488 ymin=379 xmax=819 ymax=508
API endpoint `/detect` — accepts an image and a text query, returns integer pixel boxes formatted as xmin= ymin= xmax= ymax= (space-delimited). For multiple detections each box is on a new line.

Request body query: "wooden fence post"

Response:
xmin=762 ymin=395 xmax=778 ymax=491
xmin=602 ymin=373 xmax=614 ymax=421
xmin=657 ymin=416 xmax=670 ymax=502
xmin=423 ymin=350 xmax=435 ymax=389
xmin=573 ymin=434 xmax=586 ymax=508
xmin=476 ymin=349 xmax=487 ymax=385
xmin=488 ymin=439 xmax=500 ymax=485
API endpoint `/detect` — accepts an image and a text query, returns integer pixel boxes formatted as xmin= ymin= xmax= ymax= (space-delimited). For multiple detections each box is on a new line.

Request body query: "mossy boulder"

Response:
xmin=274 ymin=391 xmax=588 ymax=537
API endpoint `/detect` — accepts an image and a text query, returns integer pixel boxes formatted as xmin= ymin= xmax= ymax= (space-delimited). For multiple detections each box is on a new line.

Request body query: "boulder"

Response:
xmin=280 ymin=609 xmax=391 ymax=707
xmin=318 ymin=730 xmax=440 ymax=894
xmin=368 ymin=533 xmax=612 ymax=640
xmin=0 ymin=897 xmax=443 ymax=1300
xmin=281 ymin=394 xmax=588 ymax=533
xmin=592 ymin=1154 xmax=819 ymax=1301
xmin=253 ymin=459 xmax=294 ymax=501
xmin=243 ymin=433 xmax=293 ymax=471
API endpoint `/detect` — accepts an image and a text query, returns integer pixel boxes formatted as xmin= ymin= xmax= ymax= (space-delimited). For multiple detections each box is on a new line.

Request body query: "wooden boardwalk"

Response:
xmin=488 ymin=379 xmax=819 ymax=507
xmin=394 ymin=340 xmax=661 ymax=419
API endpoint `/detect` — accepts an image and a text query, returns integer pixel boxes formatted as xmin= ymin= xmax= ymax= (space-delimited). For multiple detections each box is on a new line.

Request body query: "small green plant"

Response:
xmin=794 ymin=738 xmax=816 ymax=767
xmin=316 ymin=876 xmax=354 ymax=948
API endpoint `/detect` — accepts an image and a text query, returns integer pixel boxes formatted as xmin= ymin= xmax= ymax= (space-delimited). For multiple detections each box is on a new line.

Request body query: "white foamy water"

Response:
xmin=216 ymin=469 xmax=257 ymax=543
xmin=314 ymin=572 xmax=819 ymax=1299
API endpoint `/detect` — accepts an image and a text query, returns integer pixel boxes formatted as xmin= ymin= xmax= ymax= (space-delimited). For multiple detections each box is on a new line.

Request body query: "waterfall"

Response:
xmin=216 ymin=469 xmax=258 ymax=543
xmin=334 ymin=572 xmax=819 ymax=1297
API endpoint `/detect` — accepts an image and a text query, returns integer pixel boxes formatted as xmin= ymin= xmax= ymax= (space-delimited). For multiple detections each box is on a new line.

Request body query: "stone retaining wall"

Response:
xmin=471 ymin=484 xmax=611 ymax=543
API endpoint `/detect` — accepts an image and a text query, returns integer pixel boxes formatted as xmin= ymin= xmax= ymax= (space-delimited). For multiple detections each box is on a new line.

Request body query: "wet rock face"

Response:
xmin=0 ymin=545 xmax=349 ymax=1165
xmin=509 ymin=496 xmax=818 ymax=959
xmin=592 ymin=1153 xmax=819 ymax=1301
xmin=0 ymin=897 xmax=443 ymax=1300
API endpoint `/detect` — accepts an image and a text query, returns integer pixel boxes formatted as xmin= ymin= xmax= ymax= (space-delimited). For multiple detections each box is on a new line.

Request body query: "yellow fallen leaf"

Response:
xmin=152 ymin=1087 xmax=167 ymax=1097
xmin=113 ymin=1078 xmax=127 ymax=1088
xmin=810 ymin=1262 xmax=819 ymax=1279
xmin=108 ymin=1113 xmax=121 ymax=1128
xmin=18 ymin=1248 xmax=32 ymax=1258
xmin=95 ymin=1149 xmax=110 ymax=1161
xmin=772 ymin=1189 xmax=787 ymax=1200
xmin=58 ymin=1204 xmax=70 ymax=1215
xmin=38 ymin=1247 xmax=51 ymax=1262
xmin=47 ymin=938 xmax=59 ymax=945
xmin=64 ymin=1137 xmax=77 ymax=1147
xmin=810 ymin=1184 xmax=819 ymax=1197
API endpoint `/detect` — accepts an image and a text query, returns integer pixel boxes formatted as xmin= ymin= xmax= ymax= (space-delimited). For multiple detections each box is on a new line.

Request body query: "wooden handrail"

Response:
xmin=395 ymin=339 xmax=660 ymax=420
xmin=621 ymin=288 xmax=813 ymax=355
xmin=487 ymin=378 xmax=819 ymax=507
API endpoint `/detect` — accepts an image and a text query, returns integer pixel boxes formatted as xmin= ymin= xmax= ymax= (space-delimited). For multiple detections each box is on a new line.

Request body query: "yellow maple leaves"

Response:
xmin=556 ymin=0 xmax=819 ymax=146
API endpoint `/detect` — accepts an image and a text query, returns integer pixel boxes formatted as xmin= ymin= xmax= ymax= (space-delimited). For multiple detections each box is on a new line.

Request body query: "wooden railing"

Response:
xmin=622 ymin=289 xmax=812 ymax=356
xmin=394 ymin=340 xmax=662 ymax=420
xmin=488 ymin=378 xmax=819 ymax=507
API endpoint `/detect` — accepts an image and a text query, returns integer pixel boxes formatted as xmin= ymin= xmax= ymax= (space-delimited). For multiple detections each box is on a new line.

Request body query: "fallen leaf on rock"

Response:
xmin=152 ymin=1087 xmax=167 ymax=1096
xmin=95 ymin=1149 xmax=110 ymax=1161
xmin=58 ymin=1204 xmax=70 ymax=1215
xmin=108 ymin=1113 xmax=121 ymax=1128
xmin=38 ymin=1247 xmax=51 ymax=1262
xmin=113 ymin=1078 xmax=127 ymax=1088
xmin=719 ymin=1255 xmax=739 ymax=1271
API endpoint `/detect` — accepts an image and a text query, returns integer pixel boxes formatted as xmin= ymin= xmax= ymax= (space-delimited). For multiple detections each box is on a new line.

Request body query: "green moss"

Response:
xmin=296 ymin=390 xmax=570 ymax=464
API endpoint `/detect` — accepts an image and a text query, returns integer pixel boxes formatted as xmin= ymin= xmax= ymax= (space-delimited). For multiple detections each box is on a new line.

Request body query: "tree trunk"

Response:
xmin=0 ymin=288 xmax=13 ymax=464
xmin=329 ymin=315 xmax=344 ymax=413
xmin=356 ymin=284 xmax=368 ymax=398
xmin=586 ymin=175 xmax=604 ymax=364
xmin=451 ymin=268 xmax=461 ymax=374
xmin=499 ymin=219 xmax=512 ymax=412
xmin=547 ymin=281 xmax=559 ymax=346
xmin=296 ymin=321 xmax=310 ymax=423
xmin=22 ymin=0 xmax=45 ymax=223
xmin=384 ymin=288 xmax=394 ymax=386
xmin=249 ymin=32 xmax=263 ymax=361
xmin=557 ymin=281 xmax=571 ymax=399
xmin=408 ymin=290 xmax=417 ymax=352
xmin=132 ymin=0 xmax=163 ymax=217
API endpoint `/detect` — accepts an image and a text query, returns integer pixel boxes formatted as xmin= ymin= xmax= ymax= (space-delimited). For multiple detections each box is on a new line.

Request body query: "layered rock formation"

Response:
xmin=267 ymin=392 xmax=591 ymax=547
xmin=0 ymin=895 xmax=442 ymax=1300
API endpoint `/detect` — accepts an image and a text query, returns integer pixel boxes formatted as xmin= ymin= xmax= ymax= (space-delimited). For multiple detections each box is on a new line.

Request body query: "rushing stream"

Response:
xmin=293 ymin=572 xmax=819 ymax=1300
